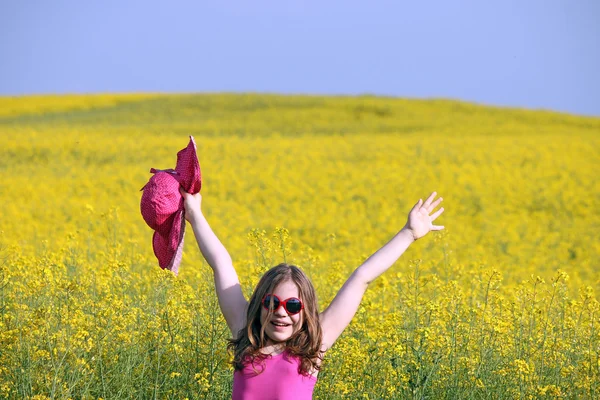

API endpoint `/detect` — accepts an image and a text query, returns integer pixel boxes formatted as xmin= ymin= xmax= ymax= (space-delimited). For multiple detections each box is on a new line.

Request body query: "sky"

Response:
xmin=1 ymin=0 xmax=599 ymax=116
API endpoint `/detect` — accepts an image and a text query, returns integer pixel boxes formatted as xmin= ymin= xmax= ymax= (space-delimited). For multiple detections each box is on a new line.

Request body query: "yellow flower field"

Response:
xmin=0 ymin=93 xmax=599 ymax=399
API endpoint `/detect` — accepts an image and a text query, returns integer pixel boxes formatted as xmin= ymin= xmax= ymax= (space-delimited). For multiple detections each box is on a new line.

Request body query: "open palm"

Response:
xmin=405 ymin=192 xmax=445 ymax=240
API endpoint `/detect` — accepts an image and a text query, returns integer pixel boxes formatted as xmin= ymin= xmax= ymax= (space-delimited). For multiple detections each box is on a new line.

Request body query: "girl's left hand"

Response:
xmin=404 ymin=192 xmax=445 ymax=240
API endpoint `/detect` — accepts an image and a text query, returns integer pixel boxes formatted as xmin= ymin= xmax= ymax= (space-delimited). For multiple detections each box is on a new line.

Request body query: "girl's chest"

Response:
xmin=233 ymin=354 xmax=317 ymax=400
xmin=258 ymin=347 xmax=324 ymax=378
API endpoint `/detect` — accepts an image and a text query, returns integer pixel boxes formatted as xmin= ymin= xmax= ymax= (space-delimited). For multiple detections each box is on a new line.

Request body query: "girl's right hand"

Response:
xmin=179 ymin=186 xmax=202 ymax=222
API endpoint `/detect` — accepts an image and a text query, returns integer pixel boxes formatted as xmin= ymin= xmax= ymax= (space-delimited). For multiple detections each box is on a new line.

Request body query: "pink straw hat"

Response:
xmin=140 ymin=136 xmax=201 ymax=275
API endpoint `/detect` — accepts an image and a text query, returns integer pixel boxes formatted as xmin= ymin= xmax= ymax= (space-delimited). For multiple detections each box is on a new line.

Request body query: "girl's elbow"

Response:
xmin=353 ymin=267 xmax=373 ymax=287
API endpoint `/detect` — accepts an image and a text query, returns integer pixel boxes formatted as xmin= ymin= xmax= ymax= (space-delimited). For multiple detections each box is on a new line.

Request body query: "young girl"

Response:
xmin=179 ymin=187 xmax=444 ymax=399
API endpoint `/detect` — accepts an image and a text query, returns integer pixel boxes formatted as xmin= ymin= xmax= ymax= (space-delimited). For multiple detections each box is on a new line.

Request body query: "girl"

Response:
xmin=179 ymin=187 xmax=444 ymax=399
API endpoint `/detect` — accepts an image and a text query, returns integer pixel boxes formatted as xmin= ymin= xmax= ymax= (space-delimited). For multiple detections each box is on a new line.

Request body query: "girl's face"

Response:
xmin=260 ymin=280 xmax=303 ymax=343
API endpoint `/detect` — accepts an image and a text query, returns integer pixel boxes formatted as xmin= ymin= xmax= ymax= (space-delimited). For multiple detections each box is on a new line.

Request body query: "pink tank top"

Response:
xmin=232 ymin=350 xmax=317 ymax=399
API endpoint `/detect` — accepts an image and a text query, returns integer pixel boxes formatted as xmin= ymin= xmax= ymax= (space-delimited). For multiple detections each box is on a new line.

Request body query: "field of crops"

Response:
xmin=0 ymin=93 xmax=599 ymax=399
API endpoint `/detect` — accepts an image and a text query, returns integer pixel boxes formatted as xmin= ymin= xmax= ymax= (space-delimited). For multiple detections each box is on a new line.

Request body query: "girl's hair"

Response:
xmin=228 ymin=263 xmax=323 ymax=376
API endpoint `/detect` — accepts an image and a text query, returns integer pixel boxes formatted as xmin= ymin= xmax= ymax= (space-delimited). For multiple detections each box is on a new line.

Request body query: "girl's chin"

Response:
xmin=266 ymin=328 xmax=293 ymax=342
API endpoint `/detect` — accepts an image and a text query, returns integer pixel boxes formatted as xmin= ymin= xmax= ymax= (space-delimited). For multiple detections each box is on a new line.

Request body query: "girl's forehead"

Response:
xmin=272 ymin=280 xmax=300 ymax=297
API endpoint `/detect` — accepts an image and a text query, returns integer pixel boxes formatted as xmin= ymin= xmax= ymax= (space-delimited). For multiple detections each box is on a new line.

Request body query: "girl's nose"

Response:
xmin=274 ymin=307 xmax=288 ymax=317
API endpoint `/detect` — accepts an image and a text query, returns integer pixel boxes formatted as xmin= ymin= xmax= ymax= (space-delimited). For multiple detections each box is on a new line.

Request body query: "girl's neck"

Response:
xmin=262 ymin=340 xmax=286 ymax=355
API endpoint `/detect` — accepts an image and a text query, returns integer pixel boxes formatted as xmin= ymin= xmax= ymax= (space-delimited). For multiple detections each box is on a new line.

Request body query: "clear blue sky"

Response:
xmin=1 ymin=0 xmax=599 ymax=116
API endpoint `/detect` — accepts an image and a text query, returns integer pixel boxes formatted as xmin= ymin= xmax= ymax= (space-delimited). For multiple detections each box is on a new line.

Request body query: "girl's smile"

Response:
xmin=271 ymin=320 xmax=291 ymax=328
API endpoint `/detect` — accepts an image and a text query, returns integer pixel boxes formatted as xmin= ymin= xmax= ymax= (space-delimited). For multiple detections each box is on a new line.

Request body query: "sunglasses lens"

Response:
xmin=286 ymin=298 xmax=302 ymax=314
xmin=264 ymin=295 xmax=279 ymax=311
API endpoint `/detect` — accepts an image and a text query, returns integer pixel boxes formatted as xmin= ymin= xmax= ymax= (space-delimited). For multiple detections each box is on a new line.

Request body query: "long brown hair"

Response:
xmin=228 ymin=263 xmax=323 ymax=376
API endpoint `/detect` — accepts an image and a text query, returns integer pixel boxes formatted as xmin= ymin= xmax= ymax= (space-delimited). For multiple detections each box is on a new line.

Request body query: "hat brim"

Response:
xmin=153 ymin=209 xmax=185 ymax=275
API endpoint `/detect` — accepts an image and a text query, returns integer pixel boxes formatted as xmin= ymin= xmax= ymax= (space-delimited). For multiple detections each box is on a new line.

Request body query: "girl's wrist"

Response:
xmin=187 ymin=210 xmax=205 ymax=224
xmin=400 ymin=226 xmax=417 ymax=242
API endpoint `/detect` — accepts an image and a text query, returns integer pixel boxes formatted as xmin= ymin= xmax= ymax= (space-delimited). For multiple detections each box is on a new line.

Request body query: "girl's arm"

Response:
xmin=319 ymin=192 xmax=444 ymax=350
xmin=180 ymin=187 xmax=248 ymax=337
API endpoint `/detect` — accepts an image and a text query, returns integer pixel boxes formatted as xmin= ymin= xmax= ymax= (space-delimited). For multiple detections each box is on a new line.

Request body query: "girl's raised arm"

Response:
xmin=319 ymin=192 xmax=444 ymax=350
xmin=180 ymin=187 xmax=248 ymax=337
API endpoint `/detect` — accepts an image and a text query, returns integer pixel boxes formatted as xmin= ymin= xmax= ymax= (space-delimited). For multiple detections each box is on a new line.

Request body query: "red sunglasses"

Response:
xmin=262 ymin=294 xmax=304 ymax=315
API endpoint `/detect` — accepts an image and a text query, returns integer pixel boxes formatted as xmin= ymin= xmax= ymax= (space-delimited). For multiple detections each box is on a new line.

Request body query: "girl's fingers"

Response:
xmin=427 ymin=197 xmax=443 ymax=213
xmin=431 ymin=225 xmax=444 ymax=231
xmin=410 ymin=199 xmax=423 ymax=214
xmin=423 ymin=191 xmax=437 ymax=209
xmin=430 ymin=207 xmax=444 ymax=221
